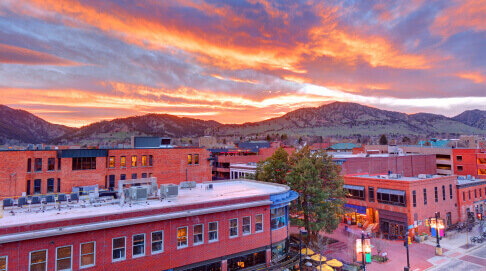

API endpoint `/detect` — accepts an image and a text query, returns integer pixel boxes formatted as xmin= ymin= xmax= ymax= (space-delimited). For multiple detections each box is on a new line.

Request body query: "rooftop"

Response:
xmin=347 ymin=173 xmax=449 ymax=182
xmin=456 ymin=178 xmax=486 ymax=186
xmin=329 ymin=152 xmax=427 ymax=159
xmin=0 ymin=180 xmax=288 ymax=228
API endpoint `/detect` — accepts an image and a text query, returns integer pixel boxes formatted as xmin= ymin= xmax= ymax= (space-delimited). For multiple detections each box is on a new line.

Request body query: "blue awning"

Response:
xmin=345 ymin=203 xmax=367 ymax=214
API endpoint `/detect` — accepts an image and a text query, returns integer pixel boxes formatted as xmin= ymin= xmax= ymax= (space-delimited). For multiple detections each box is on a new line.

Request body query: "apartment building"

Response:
xmin=0 ymin=180 xmax=298 ymax=271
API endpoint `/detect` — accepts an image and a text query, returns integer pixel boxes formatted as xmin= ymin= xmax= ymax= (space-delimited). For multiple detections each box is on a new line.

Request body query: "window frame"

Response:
xmin=194 ymin=154 xmax=199 ymax=165
xmin=47 ymin=158 xmax=55 ymax=171
xmin=177 ymin=226 xmax=188 ymax=249
xmin=112 ymin=237 xmax=126 ymax=262
xmin=449 ymin=184 xmax=453 ymax=199
xmin=457 ymin=165 xmax=463 ymax=171
xmin=27 ymin=158 xmax=32 ymax=172
xmin=29 ymin=249 xmax=48 ymax=271
xmin=457 ymin=155 xmax=462 ymax=161
xmin=271 ymin=206 xmax=287 ymax=230
xmin=109 ymin=156 xmax=115 ymax=168
xmin=229 ymin=218 xmax=238 ymax=238
xmin=412 ymin=190 xmax=416 ymax=207
xmin=55 ymin=245 xmax=73 ymax=271
xmin=434 ymin=187 xmax=438 ymax=202
xmin=34 ymin=158 xmax=42 ymax=172
xmin=148 ymin=155 xmax=153 ymax=167
xmin=442 ymin=185 xmax=446 ymax=201
xmin=131 ymin=156 xmax=137 ymax=167
xmin=34 ymin=179 xmax=42 ymax=194
xmin=141 ymin=155 xmax=147 ymax=167
xmin=423 ymin=188 xmax=427 ymax=205
xmin=47 ymin=178 xmax=55 ymax=194
xmin=368 ymin=187 xmax=375 ymax=202
xmin=0 ymin=256 xmax=7 ymax=271
xmin=132 ymin=233 xmax=145 ymax=258
xmin=208 ymin=222 xmax=219 ymax=243
xmin=242 ymin=216 xmax=251 ymax=235
xmin=79 ymin=241 xmax=96 ymax=269
xmin=120 ymin=156 xmax=126 ymax=168
xmin=193 ymin=224 xmax=204 ymax=245
xmin=151 ymin=230 xmax=164 ymax=254
xmin=255 ymin=214 xmax=264 ymax=233
xmin=187 ymin=154 xmax=192 ymax=165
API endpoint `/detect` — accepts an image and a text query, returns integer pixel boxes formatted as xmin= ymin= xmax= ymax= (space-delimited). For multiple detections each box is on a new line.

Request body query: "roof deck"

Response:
xmin=0 ymin=180 xmax=288 ymax=228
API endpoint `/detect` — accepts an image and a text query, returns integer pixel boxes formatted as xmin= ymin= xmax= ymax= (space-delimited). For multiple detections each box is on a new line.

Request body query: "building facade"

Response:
xmin=0 ymin=180 xmax=298 ymax=271
xmin=0 ymin=147 xmax=211 ymax=198
xmin=456 ymin=178 xmax=486 ymax=222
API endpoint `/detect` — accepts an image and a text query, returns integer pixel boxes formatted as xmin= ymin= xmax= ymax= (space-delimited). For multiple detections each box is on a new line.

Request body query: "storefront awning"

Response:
xmin=377 ymin=188 xmax=405 ymax=196
xmin=343 ymin=185 xmax=365 ymax=191
xmin=344 ymin=204 xmax=367 ymax=214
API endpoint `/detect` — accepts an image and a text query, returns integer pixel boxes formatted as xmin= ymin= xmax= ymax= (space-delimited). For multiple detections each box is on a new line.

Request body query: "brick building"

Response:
xmin=0 ymin=180 xmax=298 ymax=271
xmin=343 ymin=174 xmax=458 ymax=238
xmin=452 ymin=148 xmax=486 ymax=178
xmin=0 ymin=147 xmax=211 ymax=198
xmin=456 ymin=178 xmax=486 ymax=222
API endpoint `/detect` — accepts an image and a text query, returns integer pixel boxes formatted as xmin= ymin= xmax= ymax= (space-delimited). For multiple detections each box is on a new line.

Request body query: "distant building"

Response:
xmin=199 ymin=136 xmax=218 ymax=148
xmin=0 ymin=180 xmax=298 ymax=271
xmin=230 ymin=163 xmax=257 ymax=179
xmin=327 ymin=143 xmax=358 ymax=152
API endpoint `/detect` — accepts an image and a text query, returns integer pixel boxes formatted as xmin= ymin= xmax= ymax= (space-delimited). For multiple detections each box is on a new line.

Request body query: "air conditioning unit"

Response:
xmin=418 ymin=174 xmax=427 ymax=179
xmin=389 ymin=174 xmax=402 ymax=179
xmin=180 ymin=181 xmax=197 ymax=189
xmin=160 ymin=184 xmax=179 ymax=199
xmin=130 ymin=187 xmax=148 ymax=201
xmin=379 ymin=175 xmax=388 ymax=179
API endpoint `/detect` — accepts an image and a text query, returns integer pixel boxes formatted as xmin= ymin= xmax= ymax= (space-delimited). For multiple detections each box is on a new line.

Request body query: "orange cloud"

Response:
xmin=431 ymin=0 xmax=486 ymax=37
xmin=456 ymin=72 xmax=486 ymax=84
xmin=0 ymin=43 xmax=81 ymax=65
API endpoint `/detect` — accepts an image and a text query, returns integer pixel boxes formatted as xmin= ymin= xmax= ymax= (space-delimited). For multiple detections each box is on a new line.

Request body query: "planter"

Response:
xmin=424 ymin=235 xmax=428 ymax=240
xmin=420 ymin=235 xmax=425 ymax=242
xmin=414 ymin=236 xmax=421 ymax=243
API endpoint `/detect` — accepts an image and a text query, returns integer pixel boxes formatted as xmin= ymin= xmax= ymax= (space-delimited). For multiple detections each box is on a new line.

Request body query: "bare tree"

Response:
xmin=312 ymin=233 xmax=330 ymax=266
xmin=345 ymin=232 xmax=358 ymax=264
xmin=373 ymin=236 xmax=388 ymax=259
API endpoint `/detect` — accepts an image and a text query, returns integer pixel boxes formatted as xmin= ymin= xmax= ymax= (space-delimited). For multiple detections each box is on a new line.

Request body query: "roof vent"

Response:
xmin=180 ymin=181 xmax=197 ymax=189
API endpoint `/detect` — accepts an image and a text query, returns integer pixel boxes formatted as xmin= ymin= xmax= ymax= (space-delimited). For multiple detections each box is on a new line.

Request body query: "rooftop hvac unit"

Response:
xmin=27 ymin=144 xmax=35 ymax=150
xmin=44 ymin=146 xmax=51 ymax=150
xmin=129 ymin=187 xmax=148 ymax=201
xmin=389 ymin=174 xmax=402 ymax=179
xmin=180 ymin=181 xmax=197 ymax=189
xmin=426 ymin=174 xmax=434 ymax=178
xmin=418 ymin=174 xmax=427 ymax=179
xmin=379 ymin=175 xmax=388 ymax=179
xmin=160 ymin=184 xmax=178 ymax=198
xmin=36 ymin=144 xmax=43 ymax=150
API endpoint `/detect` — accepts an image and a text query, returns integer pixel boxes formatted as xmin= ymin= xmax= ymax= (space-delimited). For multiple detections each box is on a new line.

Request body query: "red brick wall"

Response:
xmin=457 ymin=183 xmax=486 ymax=221
xmin=0 ymin=205 xmax=287 ymax=271
xmin=453 ymin=149 xmax=479 ymax=177
xmin=0 ymin=148 xmax=211 ymax=198
xmin=340 ymin=155 xmax=436 ymax=177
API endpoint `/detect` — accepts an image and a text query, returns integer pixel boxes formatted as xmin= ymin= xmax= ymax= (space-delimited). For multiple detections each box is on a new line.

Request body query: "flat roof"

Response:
xmin=347 ymin=174 xmax=449 ymax=182
xmin=457 ymin=178 xmax=486 ymax=186
xmin=329 ymin=153 xmax=429 ymax=159
xmin=0 ymin=180 xmax=288 ymax=228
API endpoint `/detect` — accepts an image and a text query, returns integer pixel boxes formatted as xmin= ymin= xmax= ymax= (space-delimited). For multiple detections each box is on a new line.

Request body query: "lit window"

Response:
xmin=132 ymin=234 xmax=145 ymax=257
xmin=120 ymin=156 xmax=126 ymax=167
xmin=56 ymin=246 xmax=72 ymax=271
xmin=109 ymin=156 xmax=115 ymax=168
xmin=229 ymin=218 xmax=238 ymax=237
xmin=151 ymin=231 xmax=163 ymax=254
xmin=208 ymin=222 xmax=218 ymax=242
xmin=80 ymin=242 xmax=95 ymax=268
xmin=242 ymin=216 xmax=251 ymax=235
xmin=193 ymin=224 xmax=203 ymax=245
xmin=194 ymin=154 xmax=199 ymax=165
xmin=30 ymin=250 xmax=47 ymax=271
xmin=131 ymin=156 xmax=137 ymax=167
xmin=177 ymin=227 xmax=188 ymax=248
xmin=142 ymin=155 xmax=147 ymax=167
xmin=255 ymin=214 xmax=263 ymax=232
xmin=187 ymin=154 xmax=192 ymax=165
xmin=0 ymin=256 xmax=7 ymax=271
xmin=112 ymin=237 xmax=125 ymax=261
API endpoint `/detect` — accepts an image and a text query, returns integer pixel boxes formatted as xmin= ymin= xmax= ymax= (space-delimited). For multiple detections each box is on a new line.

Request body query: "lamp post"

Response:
xmin=432 ymin=213 xmax=444 ymax=256
xmin=356 ymin=231 xmax=371 ymax=271
xmin=361 ymin=232 xmax=366 ymax=271
xmin=299 ymin=229 xmax=308 ymax=270
xmin=404 ymin=230 xmax=410 ymax=271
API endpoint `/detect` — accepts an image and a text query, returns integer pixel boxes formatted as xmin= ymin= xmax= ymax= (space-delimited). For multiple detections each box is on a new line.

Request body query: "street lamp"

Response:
xmin=299 ymin=229 xmax=308 ymax=270
xmin=431 ymin=213 xmax=444 ymax=256
xmin=356 ymin=232 xmax=371 ymax=270
xmin=404 ymin=230 xmax=411 ymax=271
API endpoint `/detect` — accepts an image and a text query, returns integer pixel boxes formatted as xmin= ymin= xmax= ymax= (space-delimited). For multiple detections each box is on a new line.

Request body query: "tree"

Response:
xmin=373 ymin=236 xmax=388 ymax=259
xmin=266 ymin=134 xmax=271 ymax=141
xmin=379 ymin=134 xmax=388 ymax=145
xmin=255 ymin=147 xmax=290 ymax=185
xmin=298 ymin=137 xmax=303 ymax=144
xmin=402 ymin=136 xmax=411 ymax=144
xmin=281 ymin=134 xmax=288 ymax=141
xmin=286 ymin=147 xmax=346 ymax=236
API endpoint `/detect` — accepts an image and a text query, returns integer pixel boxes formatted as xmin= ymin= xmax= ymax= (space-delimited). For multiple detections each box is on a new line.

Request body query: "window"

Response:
xmin=449 ymin=184 xmax=453 ymax=199
xmin=475 ymin=189 xmax=477 ymax=199
xmin=469 ymin=190 xmax=471 ymax=200
xmin=193 ymin=224 xmax=203 ymax=245
xmin=187 ymin=154 xmax=192 ymax=165
xmin=57 ymin=178 xmax=61 ymax=193
xmin=412 ymin=190 xmax=416 ymax=207
xmin=48 ymin=158 xmax=55 ymax=171
xmin=112 ymin=237 xmax=125 ymax=261
xmin=120 ymin=174 xmax=126 ymax=180
xmin=80 ymin=242 xmax=95 ymax=268
xmin=141 ymin=173 xmax=147 ymax=178
xmin=56 ymin=245 xmax=72 ymax=271
xmin=209 ymin=222 xmax=218 ymax=242
xmin=457 ymin=165 xmax=463 ymax=171
xmin=142 ymin=155 xmax=147 ymax=167
xmin=194 ymin=154 xmax=199 ymax=165
xmin=131 ymin=173 xmax=137 ymax=179
xmin=377 ymin=188 xmax=406 ymax=207
xmin=109 ymin=156 xmax=115 ymax=168
xmin=58 ymin=158 xmax=61 ymax=170
xmin=228 ymin=251 xmax=266 ymax=271
xmin=131 ymin=156 xmax=137 ymax=167
xmin=132 ymin=234 xmax=145 ymax=257
xmin=27 ymin=158 xmax=32 ymax=172
xmin=30 ymin=250 xmax=47 ymax=271
xmin=72 ymin=157 xmax=96 ymax=170
xmin=151 ymin=231 xmax=163 ymax=254
xmin=26 ymin=180 xmax=31 ymax=195
xmin=344 ymin=185 xmax=365 ymax=200
xmin=47 ymin=178 xmax=54 ymax=193
xmin=271 ymin=207 xmax=287 ymax=230
xmin=120 ymin=156 xmax=126 ymax=167
xmin=34 ymin=179 xmax=41 ymax=194
xmin=480 ymin=188 xmax=483 ymax=198
xmin=457 ymin=155 xmax=462 ymax=161
xmin=149 ymin=155 xmax=153 ymax=166
xmin=35 ymin=158 xmax=42 ymax=172
xmin=242 ymin=216 xmax=251 ymax=235
xmin=423 ymin=188 xmax=427 ymax=205
xmin=177 ymin=227 xmax=188 ymax=248
xmin=435 ymin=187 xmax=438 ymax=202
xmin=149 ymin=173 xmax=153 ymax=178
xmin=255 ymin=214 xmax=263 ymax=232
xmin=442 ymin=185 xmax=446 ymax=201
xmin=0 ymin=256 xmax=6 ymax=271
xmin=229 ymin=218 xmax=238 ymax=237
xmin=463 ymin=191 xmax=466 ymax=202
xmin=368 ymin=187 xmax=375 ymax=202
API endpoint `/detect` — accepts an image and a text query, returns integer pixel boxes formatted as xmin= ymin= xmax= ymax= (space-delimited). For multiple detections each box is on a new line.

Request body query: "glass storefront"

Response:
xmin=272 ymin=241 xmax=287 ymax=260
xmin=228 ymin=251 xmax=266 ymax=271
xmin=183 ymin=262 xmax=222 ymax=271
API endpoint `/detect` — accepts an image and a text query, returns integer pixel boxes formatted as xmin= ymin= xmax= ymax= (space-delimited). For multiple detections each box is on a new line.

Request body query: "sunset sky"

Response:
xmin=0 ymin=0 xmax=485 ymax=127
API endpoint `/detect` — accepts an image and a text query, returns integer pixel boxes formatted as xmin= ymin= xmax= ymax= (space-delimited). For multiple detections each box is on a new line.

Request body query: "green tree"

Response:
xmin=266 ymin=134 xmax=271 ymax=141
xmin=281 ymin=134 xmax=288 ymax=141
xmin=402 ymin=136 xmax=411 ymax=144
xmin=255 ymin=147 xmax=290 ymax=184
xmin=379 ymin=134 xmax=388 ymax=145
xmin=286 ymin=147 xmax=346 ymax=235
xmin=298 ymin=137 xmax=303 ymax=144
